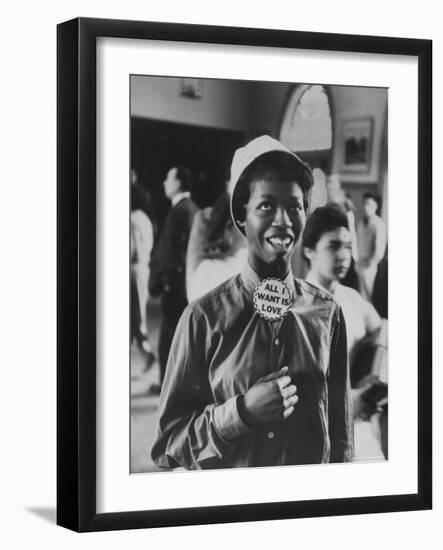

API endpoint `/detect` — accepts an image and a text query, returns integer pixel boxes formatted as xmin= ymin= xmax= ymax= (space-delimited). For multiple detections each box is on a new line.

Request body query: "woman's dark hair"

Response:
xmin=363 ymin=191 xmax=382 ymax=215
xmin=302 ymin=205 xmax=349 ymax=264
xmin=202 ymin=192 xmax=240 ymax=258
xmin=207 ymin=192 xmax=232 ymax=244
xmin=130 ymin=184 xmax=145 ymax=212
xmin=130 ymin=184 xmax=157 ymax=235
xmin=231 ymin=150 xmax=313 ymax=232
xmin=175 ymin=166 xmax=194 ymax=192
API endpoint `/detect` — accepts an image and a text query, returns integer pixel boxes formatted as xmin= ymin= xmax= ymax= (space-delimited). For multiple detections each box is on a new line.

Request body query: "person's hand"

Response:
xmin=352 ymin=375 xmax=387 ymax=420
xmin=357 ymin=258 xmax=371 ymax=269
xmin=241 ymin=366 xmax=298 ymax=426
xmin=351 ymin=387 xmax=368 ymax=420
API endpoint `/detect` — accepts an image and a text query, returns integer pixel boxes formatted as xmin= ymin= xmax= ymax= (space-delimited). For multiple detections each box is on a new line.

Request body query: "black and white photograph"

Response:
xmin=129 ymin=76 xmax=388 ymax=473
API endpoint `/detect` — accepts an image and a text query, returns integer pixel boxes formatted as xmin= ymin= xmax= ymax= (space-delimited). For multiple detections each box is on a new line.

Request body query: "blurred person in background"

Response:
xmin=131 ymin=168 xmax=158 ymax=236
xmin=130 ymin=181 xmax=155 ymax=364
xmin=303 ymin=205 xmax=387 ymax=461
xmin=290 ymin=166 xmax=328 ymax=280
xmin=149 ymin=166 xmax=197 ymax=394
xmin=356 ymin=192 xmax=387 ymax=301
xmin=186 ymin=181 xmax=247 ymax=302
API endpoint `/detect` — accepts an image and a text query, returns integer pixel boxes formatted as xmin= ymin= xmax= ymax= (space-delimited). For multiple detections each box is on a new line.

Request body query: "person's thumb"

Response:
xmin=260 ymin=366 xmax=288 ymax=382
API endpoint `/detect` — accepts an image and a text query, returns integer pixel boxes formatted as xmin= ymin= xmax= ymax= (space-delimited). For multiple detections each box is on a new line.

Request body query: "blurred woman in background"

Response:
xmin=186 ymin=187 xmax=247 ymax=302
xmin=130 ymin=182 xmax=155 ymax=362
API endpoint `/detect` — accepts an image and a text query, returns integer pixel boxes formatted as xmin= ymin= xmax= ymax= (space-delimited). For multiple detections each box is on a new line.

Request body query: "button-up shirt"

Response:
xmin=151 ymin=263 xmax=353 ymax=470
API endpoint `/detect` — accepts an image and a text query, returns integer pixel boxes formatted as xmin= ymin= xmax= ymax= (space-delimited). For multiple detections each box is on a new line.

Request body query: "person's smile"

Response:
xmin=264 ymin=232 xmax=295 ymax=252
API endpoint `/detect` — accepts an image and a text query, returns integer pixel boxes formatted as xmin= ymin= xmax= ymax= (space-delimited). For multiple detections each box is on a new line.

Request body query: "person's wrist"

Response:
xmin=237 ymin=394 xmax=256 ymax=427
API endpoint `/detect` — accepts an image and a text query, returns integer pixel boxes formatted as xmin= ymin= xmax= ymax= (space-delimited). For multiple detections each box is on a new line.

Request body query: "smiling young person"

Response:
xmin=151 ymin=136 xmax=353 ymax=470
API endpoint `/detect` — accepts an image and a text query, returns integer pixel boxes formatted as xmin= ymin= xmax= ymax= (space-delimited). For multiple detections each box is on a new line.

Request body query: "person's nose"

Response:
xmin=272 ymin=206 xmax=292 ymax=228
xmin=336 ymin=246 xmax=349 ymax=262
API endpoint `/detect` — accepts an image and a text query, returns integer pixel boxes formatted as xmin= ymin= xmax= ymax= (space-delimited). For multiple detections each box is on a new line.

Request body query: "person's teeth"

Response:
xmin=269 ymin=237 xmax=291 ymax=246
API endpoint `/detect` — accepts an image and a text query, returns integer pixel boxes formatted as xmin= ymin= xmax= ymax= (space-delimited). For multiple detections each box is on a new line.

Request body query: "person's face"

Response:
xmin=363 ymin=197 xmax=378 ymax=218
xmin=163 ymin=167 xmax=181 ymax=200
xmin=304 ymin=227 xmax=352 ymax=285
xmin=240 ymin=179 xmax=306 ymax=278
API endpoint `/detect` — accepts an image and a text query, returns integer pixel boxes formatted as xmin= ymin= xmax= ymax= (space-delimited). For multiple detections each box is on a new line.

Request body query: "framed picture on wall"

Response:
xmin=57 ymin=17 xmax=432 ymax=532
xmin=340 ymin=117 xmax=374 ymax=174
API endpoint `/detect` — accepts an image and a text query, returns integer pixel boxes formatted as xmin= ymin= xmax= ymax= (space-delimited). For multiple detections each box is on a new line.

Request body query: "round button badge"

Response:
xmin=253 ymin=278 xmax=294 ymax=322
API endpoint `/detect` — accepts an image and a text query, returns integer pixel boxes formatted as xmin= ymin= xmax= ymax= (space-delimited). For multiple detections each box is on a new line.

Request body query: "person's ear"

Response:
xmin=235 ymin=203 xmax=247 ymax=228
xmin=303 ymin=247 xmax=314 ymax=262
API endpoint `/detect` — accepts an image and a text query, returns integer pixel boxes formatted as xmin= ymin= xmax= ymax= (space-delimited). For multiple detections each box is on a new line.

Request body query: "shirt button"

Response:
xmin=275 ymin=338 xmax=280 ymax=346
xmin=267 ymin=431 xmax=274 ymax=440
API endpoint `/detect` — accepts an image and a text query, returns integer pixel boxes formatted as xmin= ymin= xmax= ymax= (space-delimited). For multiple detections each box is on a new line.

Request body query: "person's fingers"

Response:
xmin=261 ymin=366 xmax=288 ymax=382
xmin=366 ymin=375 xmax=379 ymax=386
xmin=283 ymin=395 xmax=298 ymax=409
xmin=276 ymin=375 xmax=292 ymax=390
xmin=282 ymin=384 xmax=297 ymax=398
xmin=283 ymin=406 xmax=295 ymax=419
xmin=357 ymin=374 xmax=378 ymax=389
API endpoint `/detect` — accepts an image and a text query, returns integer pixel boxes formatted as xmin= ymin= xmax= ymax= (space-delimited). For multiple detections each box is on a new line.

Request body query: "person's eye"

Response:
xmin=258 ymin=202 xmax=272 ymax=211
xmin=289 ymin=203 xmax=303 ymax=213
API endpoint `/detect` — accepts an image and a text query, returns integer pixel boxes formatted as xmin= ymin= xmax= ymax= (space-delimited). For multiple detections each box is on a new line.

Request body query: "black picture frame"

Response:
xmin=57 ymin=17 xmax=432 ymax=532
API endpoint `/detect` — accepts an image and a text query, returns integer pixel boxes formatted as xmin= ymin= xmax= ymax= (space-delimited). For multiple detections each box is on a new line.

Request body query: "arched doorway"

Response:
xmin=279 ymin=84 xmax=333 ymax=277
xmin=279 ymin=84 xmax=333 ymax=210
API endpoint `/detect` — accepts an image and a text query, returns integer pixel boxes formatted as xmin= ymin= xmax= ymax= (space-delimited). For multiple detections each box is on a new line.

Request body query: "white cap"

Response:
xmin=230 ymin=135 xmax=306 ymax=233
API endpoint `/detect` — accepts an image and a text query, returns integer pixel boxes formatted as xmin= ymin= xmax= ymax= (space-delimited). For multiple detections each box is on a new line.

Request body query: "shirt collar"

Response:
xmin=240 ymin=261 xmax=295 ymax=295
xmin=305 ymin=272 xmax=337 ymax=296
xmin=171 ymin=191 xmax=191 ymax=207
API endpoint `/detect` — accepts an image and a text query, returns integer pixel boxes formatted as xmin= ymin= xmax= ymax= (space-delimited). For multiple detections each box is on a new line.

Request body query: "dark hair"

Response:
xmin=363 ymin=191 xmax=381 ymax=214
xmin=207 ymin=192 xmax=232 ymax=243
xmin=232 ymin=151 xmax=313 ymax=232
xmin=203 ymin=192 xmax=242 ymax=258
xmin=175 ymin=166 xmax=194 ymax=193
xmin=302 ymin=205 xmax=349 ymax=264
xmin=130 ymin=184 xmax=145 ymax=212
xmin=130 ymin=183 xmax=157 ymax=233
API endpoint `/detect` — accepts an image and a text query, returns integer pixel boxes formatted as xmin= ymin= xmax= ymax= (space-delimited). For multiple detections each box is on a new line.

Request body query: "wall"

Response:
xmin=131 ymin=78 xmax=387 ymax=219
xmin=247 ymin=81 xmax=291 ymax=137
xmin=330 ymin=86 xmax=387 ymax=183
xmin=131 ymin=76 xmax=292 ymax=139
xmin=250 ymin=83 xmax=387 ymax=218
xmin=330 ymin=86 xmax=388 ymax=216
xmin=131 ymin=75 xmax=254 ymax=131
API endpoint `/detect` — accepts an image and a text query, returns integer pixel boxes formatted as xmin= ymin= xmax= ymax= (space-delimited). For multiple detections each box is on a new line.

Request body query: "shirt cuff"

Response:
xmin=213 ymin=395 xmax=251 ymax=442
